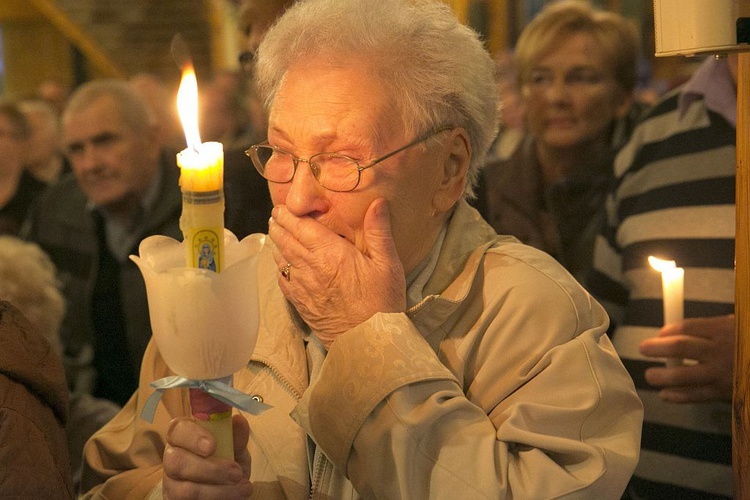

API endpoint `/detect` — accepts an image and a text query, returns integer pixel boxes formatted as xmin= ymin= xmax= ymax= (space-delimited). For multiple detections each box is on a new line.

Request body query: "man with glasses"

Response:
xmin=81 ymin=1 xmax=642 ymax=498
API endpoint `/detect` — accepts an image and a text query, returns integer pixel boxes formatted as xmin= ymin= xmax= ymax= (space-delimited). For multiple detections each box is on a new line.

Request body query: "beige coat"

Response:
xmin=81 ymin=201 xmax=642 ymax=499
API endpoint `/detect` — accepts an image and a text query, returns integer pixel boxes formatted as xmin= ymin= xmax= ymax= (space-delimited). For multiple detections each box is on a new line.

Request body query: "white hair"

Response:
xmin=255 ymin=0 xmax=499 ymax=198
xmin=0 ymin=236 xmax=64 ymax=353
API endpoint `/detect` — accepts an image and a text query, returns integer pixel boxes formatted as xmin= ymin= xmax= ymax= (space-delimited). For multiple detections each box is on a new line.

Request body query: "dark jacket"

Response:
xmin=475 ymin=104 xmax=645 ymax=282
xmin=23 ymin=155 xmax=183 ymax=404
xmin=223 ymin=146 xmax=273 ymax=238
xmin=475 ymin=137 xmax=612 ymax=282
xmin=0 ymin=301 xmax=73 ymax=499
xmin=0 ymin=170 xmax=46 ymax=236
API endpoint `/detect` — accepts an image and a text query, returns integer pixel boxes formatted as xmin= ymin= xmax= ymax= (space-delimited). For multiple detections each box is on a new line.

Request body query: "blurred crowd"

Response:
xmin=0 ymin=0 xmax=737 ymax=498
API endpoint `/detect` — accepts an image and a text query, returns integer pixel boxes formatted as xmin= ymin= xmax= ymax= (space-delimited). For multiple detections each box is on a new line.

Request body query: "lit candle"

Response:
xmin=648 ymin=256 xmax=684 ymax=367
xmin=176 ymin=63 xmax=225 ymax=273
xmin=176 ymin=63 xmax=232 ymax=458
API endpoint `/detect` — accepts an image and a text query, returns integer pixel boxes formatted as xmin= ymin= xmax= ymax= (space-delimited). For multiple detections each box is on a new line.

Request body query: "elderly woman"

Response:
xmin=80 ymin=0 xmax=642 ymax=498
xmin=476 ymin=0 xmax=641 ymax=282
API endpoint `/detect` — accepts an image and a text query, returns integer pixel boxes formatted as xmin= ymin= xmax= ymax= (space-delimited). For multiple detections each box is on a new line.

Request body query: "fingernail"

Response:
xmin=198 ymin=437 xmax=211 ymax=455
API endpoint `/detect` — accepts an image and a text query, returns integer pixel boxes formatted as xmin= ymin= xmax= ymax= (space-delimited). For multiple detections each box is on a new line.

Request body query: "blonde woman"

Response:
xmin=477 ymin=0 xmax=642 ymax=282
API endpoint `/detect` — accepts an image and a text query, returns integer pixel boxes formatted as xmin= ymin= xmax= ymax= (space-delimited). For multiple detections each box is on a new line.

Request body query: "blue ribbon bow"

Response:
xmin=141 ymin=375 xmax=271 ymax=422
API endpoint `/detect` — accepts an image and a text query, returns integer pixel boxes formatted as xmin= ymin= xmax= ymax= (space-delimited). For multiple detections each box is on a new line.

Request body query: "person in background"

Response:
xmin=0 ymin=300 xmax=73 ymax=499
xmin=235 ymin=0 xmax=298 ymax=143
xmin=219 ymin=0 xmax=296 ymax=240
xmin=19 ymin=99 xmax=68 ymax=184
xmin=588 ymin=54 xmax=736 ymax=499
xmin=23 ymin=79 xmax=183 ymax=408
xmin=0 ymin=235 xmax=119 ymax=494
xmin=484 ymin=50 xmax=525 ymax=164
xmin=0 ymin=100 xmax=47 ymax=236
xmin=475 ymin=0 xmax=642 ymax=282
xmin=80 ymin=0 xmax=641 ymax=498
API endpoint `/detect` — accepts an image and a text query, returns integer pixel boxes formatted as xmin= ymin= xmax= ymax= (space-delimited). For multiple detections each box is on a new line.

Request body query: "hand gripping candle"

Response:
xmin=176 ymin=62 xmax=232 ymax=458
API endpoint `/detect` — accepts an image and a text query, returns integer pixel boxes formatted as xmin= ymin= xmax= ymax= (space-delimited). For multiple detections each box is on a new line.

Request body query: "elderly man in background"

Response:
xmin=24 ymin=79 xmax=183 ymax=408
xmin=81 ymin=1 xmax=642 ymax=498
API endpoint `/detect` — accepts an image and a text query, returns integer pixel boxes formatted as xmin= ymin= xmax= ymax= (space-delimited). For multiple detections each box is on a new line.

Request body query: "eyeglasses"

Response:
xmin=245 ymin=126 xmax=452 ymax=193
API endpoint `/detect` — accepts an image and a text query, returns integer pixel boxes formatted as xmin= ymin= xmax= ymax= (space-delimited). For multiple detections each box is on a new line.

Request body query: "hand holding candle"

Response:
xmin=648 ymin=256 xmax=684 ymax=367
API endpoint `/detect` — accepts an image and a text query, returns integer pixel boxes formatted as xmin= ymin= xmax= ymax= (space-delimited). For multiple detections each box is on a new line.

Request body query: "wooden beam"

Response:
xmin=734 ymin=49 xmax=750 ymax=500
xmin=25 ymin=0 xmax=125 ymax=78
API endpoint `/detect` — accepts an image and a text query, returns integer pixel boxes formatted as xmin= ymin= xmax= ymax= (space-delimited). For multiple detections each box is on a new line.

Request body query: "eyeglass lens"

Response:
xmin=252 ymin=146 xmax=361 ymax=192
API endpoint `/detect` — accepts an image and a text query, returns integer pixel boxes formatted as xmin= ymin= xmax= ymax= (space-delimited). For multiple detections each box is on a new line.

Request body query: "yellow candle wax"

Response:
xmin=177 ymin=141 xmax=225 ymax=273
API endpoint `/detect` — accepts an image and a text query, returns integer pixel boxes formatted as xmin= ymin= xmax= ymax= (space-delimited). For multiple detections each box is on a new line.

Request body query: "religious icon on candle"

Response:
xmin=648 ymin=256 xmax=684 ymax=367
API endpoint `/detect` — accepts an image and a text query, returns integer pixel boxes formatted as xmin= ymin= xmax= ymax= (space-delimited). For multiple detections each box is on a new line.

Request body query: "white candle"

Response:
xmin=648 ymin=256 xmax=684 ymax=367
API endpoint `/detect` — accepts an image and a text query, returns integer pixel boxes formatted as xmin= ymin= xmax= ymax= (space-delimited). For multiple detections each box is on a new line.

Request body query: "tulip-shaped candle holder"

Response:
xmin=132 ymin=230 xmax=267 ymax=458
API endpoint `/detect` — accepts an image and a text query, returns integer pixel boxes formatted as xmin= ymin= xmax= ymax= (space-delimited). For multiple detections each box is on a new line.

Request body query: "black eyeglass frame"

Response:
xmin=245 ymin=126 xmax=453 ymax=193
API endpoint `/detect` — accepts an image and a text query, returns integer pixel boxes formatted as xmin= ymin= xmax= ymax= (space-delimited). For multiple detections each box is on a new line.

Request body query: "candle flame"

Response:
xmin=648 ymin=256 xmax=676 ymax=273
xmin=177 ymin=64 xmax=201 ymax=150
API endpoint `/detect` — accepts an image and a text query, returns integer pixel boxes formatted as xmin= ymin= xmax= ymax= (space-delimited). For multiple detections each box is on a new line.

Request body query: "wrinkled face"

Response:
xmin=0 ymin=115 xmax=25 ymax=177
xmin=63 ymin=95 xmax=159 ymax=210
xmin=266 ymin=58 xmax=449 ymax=273
xmin=522 ymin=32 xmax=630 ymax=150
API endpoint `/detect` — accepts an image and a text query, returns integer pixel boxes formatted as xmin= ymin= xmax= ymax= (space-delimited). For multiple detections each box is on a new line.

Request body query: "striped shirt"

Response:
xmin=588 ymin=57 xmax=735 ymax=499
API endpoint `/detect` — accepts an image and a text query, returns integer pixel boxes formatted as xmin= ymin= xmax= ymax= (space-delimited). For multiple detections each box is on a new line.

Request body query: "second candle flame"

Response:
xmin=648 ymin=256 xmax=676 ymax=273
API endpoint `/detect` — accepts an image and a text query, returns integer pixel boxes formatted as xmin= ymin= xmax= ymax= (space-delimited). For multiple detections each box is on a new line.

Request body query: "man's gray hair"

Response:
xmin=63 ymin=79 xmax=156 ymax=133
xmin=255 ymin=0 xmax=498 ymax=198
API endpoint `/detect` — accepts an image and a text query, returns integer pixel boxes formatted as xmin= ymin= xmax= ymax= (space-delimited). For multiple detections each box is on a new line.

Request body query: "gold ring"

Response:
xmin=281 ymin=262 xmax=291 ymax=281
